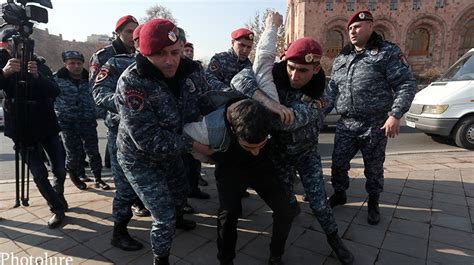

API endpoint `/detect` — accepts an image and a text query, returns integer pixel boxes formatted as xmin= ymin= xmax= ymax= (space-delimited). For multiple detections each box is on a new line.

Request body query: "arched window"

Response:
xmin=390 ymin=0 xmax=398 ymax=11
xmin=413 ymin=0 xmax=421 ymax=10
xmin=347 ymin=0 xmax=355 ymax=11
xmin=459 ymin=20 xmax=474 ymax=57
xmin=326 ymin=0 xmax=334 ymax=11
xmin=410 ymin=28 xmax=430 ymax=56
xmin=326 ymin=30 xmax=344 ymax=58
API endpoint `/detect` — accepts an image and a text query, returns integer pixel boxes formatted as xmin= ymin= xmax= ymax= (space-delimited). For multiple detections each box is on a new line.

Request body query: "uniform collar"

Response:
xmin=136 ymin=53 xmax=199 ymax=81
xmin=340 ymin=32 xmax=383 ymax=55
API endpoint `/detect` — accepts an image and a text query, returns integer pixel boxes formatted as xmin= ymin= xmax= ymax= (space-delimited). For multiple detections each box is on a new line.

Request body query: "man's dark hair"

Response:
xmin=228 ymin=99 xmax=273 ymax=144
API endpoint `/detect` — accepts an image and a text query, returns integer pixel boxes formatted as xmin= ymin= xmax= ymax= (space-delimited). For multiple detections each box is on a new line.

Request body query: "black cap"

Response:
xmin=61 ymin=50 xmax=84 ymax=62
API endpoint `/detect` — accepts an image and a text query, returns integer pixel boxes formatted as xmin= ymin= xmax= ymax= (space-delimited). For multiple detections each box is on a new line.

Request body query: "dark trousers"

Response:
xmin=183 ymin=153 xmax=201 ymax=193
xmin=24 ymin=134 xmax=66 ymax=214
xmin=215 ymin=162 xmax=295 ymax=263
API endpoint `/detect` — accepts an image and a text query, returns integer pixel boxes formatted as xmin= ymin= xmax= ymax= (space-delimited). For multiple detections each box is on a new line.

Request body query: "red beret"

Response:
xmin=132 ymin=24 xmax=143 ymax=41
xmin=115 ymin=15 xmax=138 ymax=32
xmin=184 ymin=42 xmax=194 ymax=49
xmin=285 ymin=37 xmax=323 ymax=64
xmin=231 ymin=28 xmax=254 ymax=41
xmin=139 ymin=19 xmax=179 ymax=56
xmin=347 ymin=11 xmax=373 ymax=29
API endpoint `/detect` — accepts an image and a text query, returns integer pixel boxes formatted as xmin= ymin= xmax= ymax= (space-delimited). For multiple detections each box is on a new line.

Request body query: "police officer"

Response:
xmin=115 ymin=19 xmax=211 ymax=265
xmin=205 ymin=27 xmax=254 ymax=91
xmin=0 ymin=29 xmax=67 ymax=228
xmin=53 ymin=51 xmax=110 ymax=191
xmin=89 ymin=15 xmax=139 ymax=84
xmin=234 ymin=12 xmax=354 ymax=264
xmin=324 ymin=11 xmax=416 ymax=225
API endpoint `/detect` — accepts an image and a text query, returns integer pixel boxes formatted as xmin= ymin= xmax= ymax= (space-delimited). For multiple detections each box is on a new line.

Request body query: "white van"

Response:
xmin=405 ymin=48 xmax=474 ymax=150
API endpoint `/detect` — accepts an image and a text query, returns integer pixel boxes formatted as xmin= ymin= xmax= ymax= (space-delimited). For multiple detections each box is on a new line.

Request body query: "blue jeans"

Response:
xmin=25 ymin=134 xmax=66 ymax=214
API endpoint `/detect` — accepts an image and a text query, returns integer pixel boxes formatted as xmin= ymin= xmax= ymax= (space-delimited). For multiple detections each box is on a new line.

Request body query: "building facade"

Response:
xmin=286 ymin=0 xmax=474 ymax=74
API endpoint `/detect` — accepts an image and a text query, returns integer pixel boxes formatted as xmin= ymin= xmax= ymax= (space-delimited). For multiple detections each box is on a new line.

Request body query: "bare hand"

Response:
xmin=268 ymin=101 xmax=294 ymax=125
xmin=2 ymin=58 xmax=21 ymax=78
xmin=27 ymin=61 xmax=39 ymax=78
xmin=381 ymin=116 xmax=401 ymax=138
xmin=265 ymin=11 xmax=283 ymax=29
xmin=192 ymin=141 xmax=215 ymax=156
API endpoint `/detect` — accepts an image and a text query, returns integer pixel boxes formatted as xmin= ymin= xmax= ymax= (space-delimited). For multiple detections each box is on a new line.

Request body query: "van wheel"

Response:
xmin=453 ymin=116 xmax=474 ymax=150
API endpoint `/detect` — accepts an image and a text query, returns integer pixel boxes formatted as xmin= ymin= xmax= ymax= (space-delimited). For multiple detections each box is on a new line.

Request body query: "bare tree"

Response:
xmin=245 ymin=8 xmax=286 ymax=62
xmin=141 ymin=4 xmax=177 ymax=24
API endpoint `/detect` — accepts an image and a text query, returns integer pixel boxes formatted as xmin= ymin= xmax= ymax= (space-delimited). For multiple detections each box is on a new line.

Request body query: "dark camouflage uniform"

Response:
xmin=115 ymin=54 xmax=200 ymax=257
xmin=205 ymin=48 xmax=252 ymax=91
xmin=92 ymin=53 xmax=136 ymax=222
xmin=232 ymin=65 xmax=338 ymax=234
xmin=53 ymin=68 xmax=102 ymax=178
xmin=324 ymin=32 xmax=416 ymax=195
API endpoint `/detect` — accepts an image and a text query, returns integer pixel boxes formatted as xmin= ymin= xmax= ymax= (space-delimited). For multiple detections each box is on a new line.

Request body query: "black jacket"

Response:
xmin=0 ymin=51 xmax=61 ymax=145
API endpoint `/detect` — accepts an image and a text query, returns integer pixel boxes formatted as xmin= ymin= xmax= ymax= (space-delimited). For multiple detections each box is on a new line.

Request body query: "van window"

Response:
xmin=441 ymin=52 xmax=474 ymax=81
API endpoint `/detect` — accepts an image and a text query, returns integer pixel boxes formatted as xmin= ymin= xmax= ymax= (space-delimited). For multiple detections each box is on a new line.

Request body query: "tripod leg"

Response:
xmin=14 ymin=146 xmax=20 ymax=208
xmin=23 ymin=149 xmax=30 ymax=206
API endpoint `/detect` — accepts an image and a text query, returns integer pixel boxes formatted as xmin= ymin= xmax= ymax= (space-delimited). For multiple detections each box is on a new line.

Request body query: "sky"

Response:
xmin=1 ymin=0 xmax=287 ymax=61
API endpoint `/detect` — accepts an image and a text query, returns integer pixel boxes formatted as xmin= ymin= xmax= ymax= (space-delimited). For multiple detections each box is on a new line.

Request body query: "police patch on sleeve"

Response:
xmin=124 ymin=89 xmax=145 ymax=111
xmin=399 ymin=53 xmax=409 ymax=68
xmin=186 ymin=79 xmax=196 ymax=93
xmin=209 ymin=60 xmax=220 ymax=72
xmin=95 ymin=68 xmax=109 ymax=83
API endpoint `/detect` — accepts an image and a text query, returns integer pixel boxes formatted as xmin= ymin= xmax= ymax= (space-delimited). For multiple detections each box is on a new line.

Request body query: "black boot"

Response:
xmin=183 ymin=202 xmax=195 ymax=214
xmin=154 ymin=255 xmax=170 ymax=265
xmin=111 ymin=221 xmax=143 ymax=251
xmin=268 ymin=255 xmax=284 ymax=265
xmin=367 ymin=194 xmax=380 ymax=225
xmin=68 ymin=170 xmax=87 ymax=190
xmin=48 ymin=212 xmax=65 ymax=229
xmin=175 ymin=215 xmax=196 ymax=231
xmin=326 ymin=232 xmax=354 ymax=265
xmin=328 ymin=191 xmax=347 ymax=208
xmin=94 ymin=173 xmax=110 ymax=190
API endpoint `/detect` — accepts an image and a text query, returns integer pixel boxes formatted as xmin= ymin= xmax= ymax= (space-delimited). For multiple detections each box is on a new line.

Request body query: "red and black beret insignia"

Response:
xmin=124 ymin=88 xmax=145 ymax=111
xmin=95 ymin=68 xmax=109 ymax=83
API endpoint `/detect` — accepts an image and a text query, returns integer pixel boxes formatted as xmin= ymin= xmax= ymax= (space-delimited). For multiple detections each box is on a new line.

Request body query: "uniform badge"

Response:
xmin=248 ymin=33 xmax=254 ymax=40
xmin=186 ymin=79 xmax=196 ymax=93
xmin=209 ymin=60 xmax=220 ymax=72
xmin=305 ymin=53 xmax=314 ymax=63
xmin=124 ymin=88 xmax=145 ymax=111
xmin=400 ymin=53 xmax=410 ymax=68
xmin=370 ymin=48 xmax=378 ymax=55
xmin=95 ymin=68 xmax=109 ymax=83
xmin=359 ymin=12 xmax=366 ymax=19
xmin=168 ymin=30 xmax=177 ymax=42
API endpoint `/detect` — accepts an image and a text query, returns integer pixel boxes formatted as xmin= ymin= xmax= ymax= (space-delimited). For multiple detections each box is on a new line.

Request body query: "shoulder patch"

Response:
xmin=124 ymin=88 xmax=145 ymax=111
xmin=209 ymin=60 xmax=220 ymax=72
xmin=186 ymin=79 xmax=196 ymax=93
xmin=95 ymin=67 xmax=109 ymax=83
xmin=399 ymin=53 xmax=409 ymax=68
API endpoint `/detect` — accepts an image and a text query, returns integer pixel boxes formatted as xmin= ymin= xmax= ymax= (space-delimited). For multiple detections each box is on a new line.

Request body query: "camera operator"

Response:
xmin=0 ymin=28 xmax=68 ymax=229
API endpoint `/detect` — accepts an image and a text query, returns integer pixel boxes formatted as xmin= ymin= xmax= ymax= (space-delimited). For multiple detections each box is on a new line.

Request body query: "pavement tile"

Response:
xmin=52 ymin=243 xmax=97 ymax=264
xmin=406 ymin=170 xmax=435 ymax=181
xmin=343 ymin=223 xmax=386 ymax=248
xmin=401 ymin=187 xmax=432 ymax=200
xmin=283 ymin=244 xmax=326 ymax=265
xmin=388 ymin=218 xmax=430 ymax=239
xmin=341 ymin=239 xmax=379 ymax=265
xmin=445 ymin=162 xmax=474 ymax=168
xmin=381 ymin=231 xmax=428 ymax=259
xmin=352 ymin=210 xmax=392 ymax=231
xmin=0 ymin=240 xmax=24 ymax=254
xmin=433 ymin=183 xmax=466 ymax=195
xmin=379 ymin=192 xmax=400 ymax=204
xmin=432 ymin=192 xmax=467 ymax=206
xmin=398 ymin=195 xmax=432 ymax=209
xmin=431 ymin=212 xmax=472 ymax=232
xmin=394 ymin=207 xmax=431 ymax=223
xmin=470 ymin=207 xmax=474 ymax=224
xmin=427 ymin=240 xmax=474 ymax=264
xmin=404 ymin=180 xmax=433 ymax=192
xmin=101 ymin=238 xmax=150 ymax=265
xmin=332 ymin=206 xmax=359 ymax=223
xmin=430 ymin=225 xmax=474 ymax=251
xmin=80 ymin=255 xmax=114 ymax=265
xmin=293 ymin=229 xmax=332 ymax=256
xmin=432 ymin=200 xmax=470 ymax=218
xmin=467 ymin=196 xmax=474 ymax=207
xmin=375 ymin=249 xmax=425 ymax=265
xmin=171 ymin=231 xmax=210 ymax=258
xmin=181 ymin=241 xmax=219 ymax=265
xmin=240 ymin=235 xmax=273 ymax=261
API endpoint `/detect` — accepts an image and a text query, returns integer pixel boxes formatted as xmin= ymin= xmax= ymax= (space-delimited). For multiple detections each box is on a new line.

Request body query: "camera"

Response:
xmin=1 ymin=0 xmax=52 ymax=36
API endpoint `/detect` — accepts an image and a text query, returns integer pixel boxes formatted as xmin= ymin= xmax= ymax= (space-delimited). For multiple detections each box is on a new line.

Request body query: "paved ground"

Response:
xmin=0 ymin=151 xmax=473 ymax=265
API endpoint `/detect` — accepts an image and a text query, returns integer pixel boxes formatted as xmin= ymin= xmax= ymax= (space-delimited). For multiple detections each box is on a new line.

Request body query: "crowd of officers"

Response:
xmin=0 ymin=9 xmax=416 ymax=265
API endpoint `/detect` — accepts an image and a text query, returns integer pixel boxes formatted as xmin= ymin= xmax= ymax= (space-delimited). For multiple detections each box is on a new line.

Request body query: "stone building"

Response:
xmin=286 ymin=0 xmax=474 ymax=74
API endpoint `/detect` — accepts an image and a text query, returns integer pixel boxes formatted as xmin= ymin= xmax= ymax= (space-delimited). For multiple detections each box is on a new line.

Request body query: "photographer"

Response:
xmin=0 ymin=28 xmax=67 ymax=229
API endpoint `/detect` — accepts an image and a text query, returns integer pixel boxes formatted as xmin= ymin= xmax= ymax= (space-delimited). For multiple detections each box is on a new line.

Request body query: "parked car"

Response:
xmin=405 ymin=48 xmax=474 ymax=150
